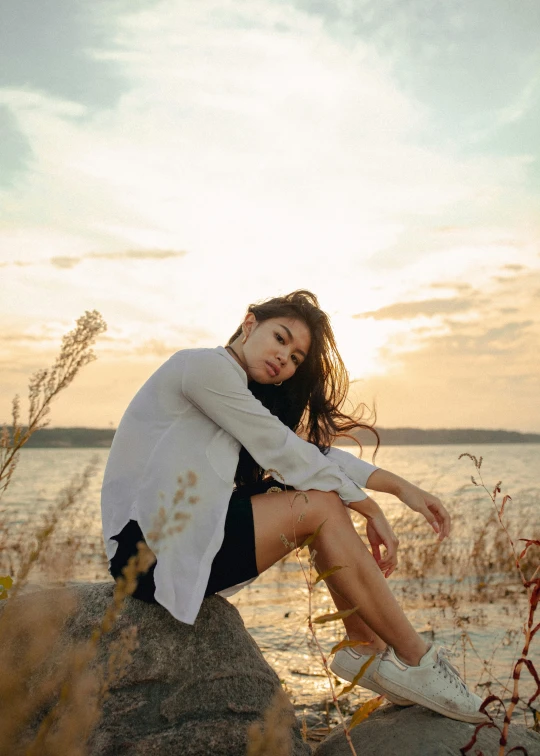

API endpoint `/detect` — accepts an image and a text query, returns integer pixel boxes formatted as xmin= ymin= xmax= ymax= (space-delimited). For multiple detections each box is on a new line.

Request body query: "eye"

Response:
xmin=275 ymin=331 xmax=300 ymax=366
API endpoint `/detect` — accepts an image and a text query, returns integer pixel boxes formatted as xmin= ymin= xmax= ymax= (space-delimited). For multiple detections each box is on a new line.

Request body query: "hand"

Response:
xmin=365 ymin=512 xmax=399 ymax=578
xmin=397 ymin=483 xmax=451 ymax=541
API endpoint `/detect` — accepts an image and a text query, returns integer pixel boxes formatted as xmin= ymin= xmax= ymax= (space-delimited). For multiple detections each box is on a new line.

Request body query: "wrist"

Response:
xmin=366 ymin=468 xmax=409 ymax=499
xmin=348 ymin=496 xmax=382 ymax=519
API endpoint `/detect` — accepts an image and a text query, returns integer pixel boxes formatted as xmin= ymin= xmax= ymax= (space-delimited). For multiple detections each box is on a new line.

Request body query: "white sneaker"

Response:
xmin=372 ymin=645 xmax=489 ymax=724
xmin=330 ymin=643 xmax=413 ymax=706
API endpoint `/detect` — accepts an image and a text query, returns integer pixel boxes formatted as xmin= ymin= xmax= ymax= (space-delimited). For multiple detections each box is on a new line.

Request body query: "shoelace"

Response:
xmin=434 ymin=647 xmax=469 ymax=697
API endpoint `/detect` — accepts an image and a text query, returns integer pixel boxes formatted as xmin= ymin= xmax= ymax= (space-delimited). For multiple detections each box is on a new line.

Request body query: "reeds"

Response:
xmin=246 ymin=687 xmax=296 ymax=756
xmin=0 ymin=310 xmax=172 ymax=755
xmin=457 ymin=454 xmax=539 ymax=756
xmin=0 ymin=469 xmax=196 ymax=755
xmin=0 ymin=311 xmax=109 ymax=754
xmin=0 ymin=310 xmax=106 ymax=501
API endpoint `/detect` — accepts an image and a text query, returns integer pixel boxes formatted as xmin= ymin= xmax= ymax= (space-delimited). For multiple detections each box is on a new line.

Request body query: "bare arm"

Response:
xmin=365 ymin=468 xmax=451 ymax=540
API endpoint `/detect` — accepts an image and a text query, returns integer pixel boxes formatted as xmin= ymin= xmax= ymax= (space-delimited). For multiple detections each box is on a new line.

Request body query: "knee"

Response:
xmin=301 ymin=489 xmax=347 ymax=529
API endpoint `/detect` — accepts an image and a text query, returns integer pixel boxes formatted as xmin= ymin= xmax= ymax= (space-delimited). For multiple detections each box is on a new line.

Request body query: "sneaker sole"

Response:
xmin=371 ymin=669 xmax=488 ymax=724
xmin=330 ymin=658 xmax=413 ymax=707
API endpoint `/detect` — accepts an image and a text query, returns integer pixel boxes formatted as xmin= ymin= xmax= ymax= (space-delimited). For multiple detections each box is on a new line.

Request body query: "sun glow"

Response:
xmin=331 ymin=314 xmax=399 ymax=380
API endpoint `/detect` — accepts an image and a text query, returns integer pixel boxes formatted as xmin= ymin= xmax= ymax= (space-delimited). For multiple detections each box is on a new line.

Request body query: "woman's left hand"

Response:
xmin=397 ymin=482 xmax=451 ymax=541
xmin=365 ymin=513 xmax=399 ymax=578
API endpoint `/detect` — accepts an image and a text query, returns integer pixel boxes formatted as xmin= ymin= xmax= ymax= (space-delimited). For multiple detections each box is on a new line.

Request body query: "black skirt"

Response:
xmin=109 ymin=478 xmax=285 ymax=603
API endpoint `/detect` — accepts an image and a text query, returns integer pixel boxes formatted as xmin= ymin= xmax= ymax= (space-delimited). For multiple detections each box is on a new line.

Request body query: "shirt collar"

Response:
xmin=215 ymin=345 xmax=248 ymax=384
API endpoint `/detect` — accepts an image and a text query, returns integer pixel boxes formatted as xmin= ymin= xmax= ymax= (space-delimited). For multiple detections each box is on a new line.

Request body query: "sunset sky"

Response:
xmin=1 ymin=0 xmax=539 ymax=432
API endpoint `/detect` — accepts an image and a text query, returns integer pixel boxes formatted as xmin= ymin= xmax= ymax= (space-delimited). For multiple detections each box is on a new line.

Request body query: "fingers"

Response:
xmin=378 ymin=535 xmax=399 ymax=576
xmin=379 ymin=555 xmax=397 ymax=578
xmin=405 ymin=486 xmax=452 ymax=542
xmin=386 ymin=536 xmax=399 ymax=564
xmin=369 ymin=539 xmax=395 ymax=575
xmin=428 ymin=499 xmax=451 ymax=540
xmin=366 ymin=516 xmax=399 ymax=577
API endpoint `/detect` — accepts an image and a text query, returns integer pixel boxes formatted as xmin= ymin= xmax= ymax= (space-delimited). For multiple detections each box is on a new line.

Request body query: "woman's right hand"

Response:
xmin=365 ymin=469 xmax=451 ymax=541
xmin=397 ymin=482 xmax=451 ymax=541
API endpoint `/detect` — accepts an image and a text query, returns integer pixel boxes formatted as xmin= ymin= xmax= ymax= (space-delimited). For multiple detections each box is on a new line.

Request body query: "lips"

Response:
xmin=265 ymin=361 xmax=280 ymax=377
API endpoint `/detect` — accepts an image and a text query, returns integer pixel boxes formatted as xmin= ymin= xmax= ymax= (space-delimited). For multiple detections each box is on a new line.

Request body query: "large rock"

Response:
xmin=312 ymin=703 xmax=540 ymax=756
xmin=4 ymin=582 xmax=311 ymax=756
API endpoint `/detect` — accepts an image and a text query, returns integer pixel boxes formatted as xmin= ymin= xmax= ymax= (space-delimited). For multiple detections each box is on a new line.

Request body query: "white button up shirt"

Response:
xmin=101 ymin=346 xmax=378 ymax=624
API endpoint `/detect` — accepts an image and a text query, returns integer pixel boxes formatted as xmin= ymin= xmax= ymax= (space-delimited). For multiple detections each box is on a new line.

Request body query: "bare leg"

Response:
xmin=316 ymin=510 xmax=386 ymax=652
xmin=251 ymin=487 xmax=427 ymax=666
xmin=323 ymin=582 xmax=386 ymax=654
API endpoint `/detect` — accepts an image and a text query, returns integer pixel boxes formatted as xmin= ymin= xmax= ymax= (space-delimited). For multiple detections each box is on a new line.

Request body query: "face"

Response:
xmin=242 ymin=315 xmax=311 ymax=384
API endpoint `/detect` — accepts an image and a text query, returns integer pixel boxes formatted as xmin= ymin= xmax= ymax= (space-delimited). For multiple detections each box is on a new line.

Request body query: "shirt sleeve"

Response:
xmin=324 ymin=446 xmax=379 ymax=488
xmin=182 ymin=350 xmax=368 ymax=505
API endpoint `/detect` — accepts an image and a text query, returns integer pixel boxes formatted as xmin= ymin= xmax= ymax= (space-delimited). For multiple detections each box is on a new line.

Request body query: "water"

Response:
xmin=2 ymin=444 xmax=539 ymax=722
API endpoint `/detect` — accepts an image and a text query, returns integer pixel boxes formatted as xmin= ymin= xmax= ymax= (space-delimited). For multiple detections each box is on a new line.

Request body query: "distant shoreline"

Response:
xmin=13 ymin=427 xmax=540 ymax=448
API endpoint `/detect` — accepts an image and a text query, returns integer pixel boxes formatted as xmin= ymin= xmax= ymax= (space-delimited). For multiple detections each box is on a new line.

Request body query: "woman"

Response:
xmin=101 ymin=290 xmax=487 ymax=724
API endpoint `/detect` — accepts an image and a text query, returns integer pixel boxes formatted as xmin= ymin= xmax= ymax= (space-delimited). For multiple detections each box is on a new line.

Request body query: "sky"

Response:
xmin=1 ymin=0 xmax=539 ymax=432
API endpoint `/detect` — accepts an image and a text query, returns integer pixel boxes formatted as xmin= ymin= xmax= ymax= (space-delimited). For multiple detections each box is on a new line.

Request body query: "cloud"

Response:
xmin=48 ymin=250 xmax=189 ymax=268
xmin=349 ymin=284 xmax=540 ymax=431
xmin=50 ymin=256 xmax=80 ymax=269
xmin=466 ymin=71 xmax=540 ymax=144
xmin=492 ymin=274 xmax=522 ymax=284
xmin=481 ymin=320 xmax=534 ymax=345
xmin=89 ymin=250 xmax=188 ymax=261
xmin=0 ymin=332 xmax=48 ymax=343
xmin=0 ymin=104 xmax=33 ymax=187
xmin=1 ymin=0 xmax=538 ymax=293
xmin=1 ymin=0 xmax=540 ymax=430
xmin=348 ymin=265 xmax=540 ymax=393
xmin=0 ymin=0 xmax=127 ymax=110
xmin=0 ymin=260 xmax=33 ymax=268
xmin=353 ymin=297 xmax=477 ymax=320
xmin=503 ymin=264 xmax=525 ymax=272
xmin=429 ymin=281 xmax=473 ymax=292
xmin=132 ymin=338 xmax=202 ymax=358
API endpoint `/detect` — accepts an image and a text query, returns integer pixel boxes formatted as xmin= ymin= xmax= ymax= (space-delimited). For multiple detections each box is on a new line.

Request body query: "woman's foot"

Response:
xmin=372 ymin=645 xmax=489 ymax=724
xmin=330 ymin=643 xmax=414 ymax=706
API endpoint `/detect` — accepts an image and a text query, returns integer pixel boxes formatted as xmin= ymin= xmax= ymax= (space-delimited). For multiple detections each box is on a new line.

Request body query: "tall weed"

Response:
xmin=458 ymin=454 xmax=539 ymax=755
xmin=0 ymin=311 xmax=176 ymax=755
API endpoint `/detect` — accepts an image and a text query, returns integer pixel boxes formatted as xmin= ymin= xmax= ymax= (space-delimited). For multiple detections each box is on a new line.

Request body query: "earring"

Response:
xmin=241 ymin=335 xmax=247 ymax=344
xmin=275 ymin=381 xmax=282 ymax=386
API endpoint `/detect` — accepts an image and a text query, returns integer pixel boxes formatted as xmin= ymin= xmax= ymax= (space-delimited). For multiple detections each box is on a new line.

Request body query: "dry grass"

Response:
xmin=0 ymin=538 xmax=157 ymax=756
xmin=0 ymin=311 xmax=192 ymax=755
xmin=246 ymin=688 xmax=296 ymax=756
xmin=456 ymin=454 xmax=539 ymax=756
xmin=0 ymin=468 xmax=196 ymax=755
xmin=0 ymin=310 xmax=106 ymax=501
xmin=392 ymin=492 xmax=538 ymax=602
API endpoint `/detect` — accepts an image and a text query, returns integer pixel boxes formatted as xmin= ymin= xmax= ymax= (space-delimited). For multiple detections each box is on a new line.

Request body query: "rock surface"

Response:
xmin=6 ymin=582 xmax=539 ymax=755
xmin=312 ymin=704 xmax=540 ymax=756
xmin=8 ymin=581 xmax=311 ymax=756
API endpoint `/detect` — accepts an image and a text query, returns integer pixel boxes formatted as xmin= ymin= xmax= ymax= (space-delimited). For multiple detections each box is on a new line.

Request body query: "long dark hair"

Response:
xmin=227 ymin=290 xmax=380 ymax=487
